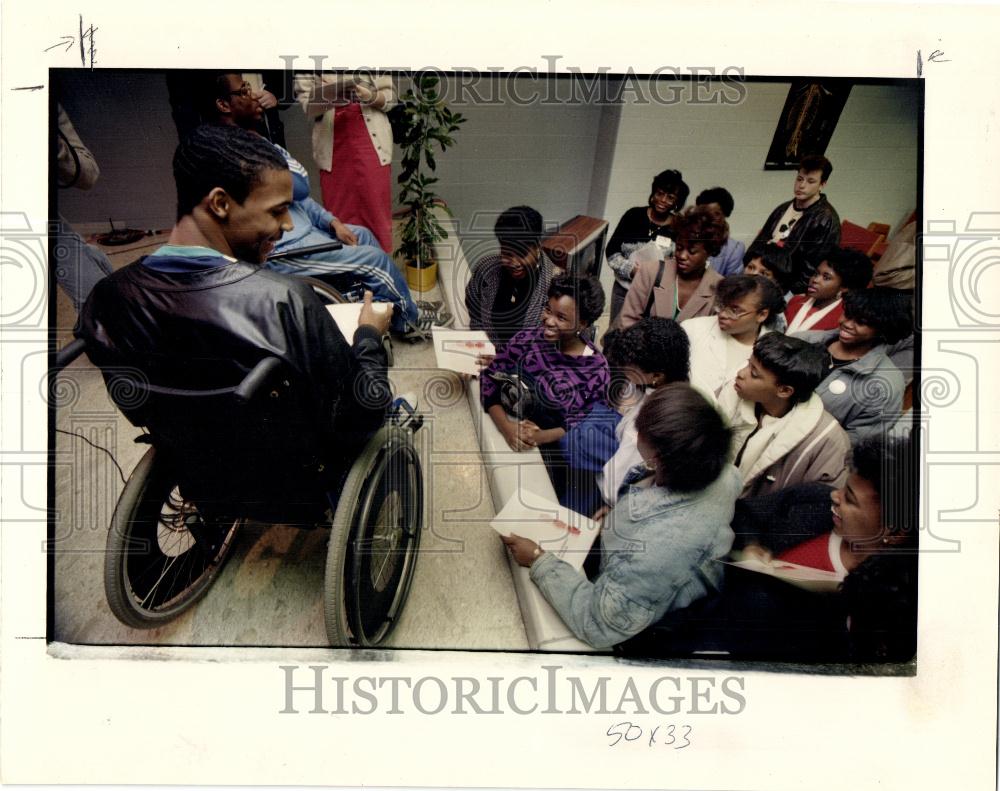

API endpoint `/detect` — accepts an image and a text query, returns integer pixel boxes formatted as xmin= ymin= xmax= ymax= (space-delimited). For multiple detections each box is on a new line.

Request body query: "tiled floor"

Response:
xmin=51 ymin=233 xmax=528 ymax=650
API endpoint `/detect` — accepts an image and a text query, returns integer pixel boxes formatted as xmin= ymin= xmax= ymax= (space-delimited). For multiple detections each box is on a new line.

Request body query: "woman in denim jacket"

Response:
xmin=503 ymin=384 xmax=741 ymax=649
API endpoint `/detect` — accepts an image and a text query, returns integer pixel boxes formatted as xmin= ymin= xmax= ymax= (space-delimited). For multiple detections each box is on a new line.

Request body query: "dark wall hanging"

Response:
xmin=765 ymin=79 xmax=853 ymax=170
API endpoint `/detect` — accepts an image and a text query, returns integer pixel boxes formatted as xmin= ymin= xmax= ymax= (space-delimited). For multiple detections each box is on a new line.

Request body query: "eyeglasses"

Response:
xmin=716 ymin=305 xmax=756 ymax=320
xmin=227 ymin=82 xmax=254 ymax=99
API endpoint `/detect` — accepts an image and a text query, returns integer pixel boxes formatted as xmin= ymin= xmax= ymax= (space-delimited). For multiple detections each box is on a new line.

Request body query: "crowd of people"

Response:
xmin=61 ymin=74 xmax=917 ymax=662
xmin=478 ymin=155 xmax=916 ymax=661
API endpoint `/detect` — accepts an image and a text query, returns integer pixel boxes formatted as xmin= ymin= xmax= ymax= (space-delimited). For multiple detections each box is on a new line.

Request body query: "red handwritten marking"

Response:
xmin=552 ymin=518 xmax=580 ymax=536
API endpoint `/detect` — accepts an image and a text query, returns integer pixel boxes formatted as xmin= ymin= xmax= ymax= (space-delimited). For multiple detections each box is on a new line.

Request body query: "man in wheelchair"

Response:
xmin=74 ymin=125 xmax=420 ymax=644
xmin=78 ymin=124 xmax=394 ymax=505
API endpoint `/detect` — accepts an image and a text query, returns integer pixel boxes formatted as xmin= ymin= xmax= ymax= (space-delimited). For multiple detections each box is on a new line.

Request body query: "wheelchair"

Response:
xmin=54 ymin=278 xmax=422 ymax=647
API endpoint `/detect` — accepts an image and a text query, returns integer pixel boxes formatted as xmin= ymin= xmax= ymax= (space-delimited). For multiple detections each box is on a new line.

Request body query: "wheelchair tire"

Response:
xmin=104 ymin=447 xmax=241 ymax=629
xmin=303 ymin=277 xmax=347 ymax=305
xmin=324 ymin=426 xmax=423 ymax=646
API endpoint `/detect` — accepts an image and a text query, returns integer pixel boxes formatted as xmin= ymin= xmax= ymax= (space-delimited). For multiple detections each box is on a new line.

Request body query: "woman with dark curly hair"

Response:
xmin=616 ymin=205 xmax=729 ymax=329
xmin=792 ymin=287 xmax=910 ymax=442
xmin=480 ymin=274 xmax=609 ymax=452
xmin=605 ymin=169 xmax=689 ymax=322
xmin=596 ymin=318 xmax=691 ymax=513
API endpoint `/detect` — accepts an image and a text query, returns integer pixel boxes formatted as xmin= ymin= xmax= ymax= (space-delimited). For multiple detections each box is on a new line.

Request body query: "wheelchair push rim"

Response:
xmin=104 ymin=447 xmax=240 ymax=628
xmin=325 ymin=426 xmax=423 ymax=647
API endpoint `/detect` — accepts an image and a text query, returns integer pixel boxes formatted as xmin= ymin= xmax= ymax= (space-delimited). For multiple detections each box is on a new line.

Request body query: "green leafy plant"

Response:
xmin=394 ymin=75 xmax=466 ymax=268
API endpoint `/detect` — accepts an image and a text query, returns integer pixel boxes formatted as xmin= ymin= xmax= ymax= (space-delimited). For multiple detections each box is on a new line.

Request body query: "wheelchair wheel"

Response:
xmin=104 ymin=447 xmax=241 ymax=628
xmin=304 ymin=276 xmax=346 ymax=304
xmin=324 ymin=426 xmax=423 ymax=646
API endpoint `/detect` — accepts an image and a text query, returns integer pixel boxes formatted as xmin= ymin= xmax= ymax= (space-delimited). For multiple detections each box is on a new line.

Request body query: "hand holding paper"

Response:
xmin=432 ymin=329 xmax=496 ymax=375
xmin=491 ymin=489 xmax=599 ymax=571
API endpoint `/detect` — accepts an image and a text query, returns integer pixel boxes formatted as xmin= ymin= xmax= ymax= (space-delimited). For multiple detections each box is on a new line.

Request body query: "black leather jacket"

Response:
xmin=753 ymin=194 xmax=841 ymax=293
xmin=77 ymin=256 xmax=389 ymax=465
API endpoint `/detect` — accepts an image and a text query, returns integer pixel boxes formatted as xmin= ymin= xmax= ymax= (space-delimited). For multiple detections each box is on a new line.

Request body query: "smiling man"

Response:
xmin=751 ymin=154 xmax=841 ymax=294
xmin=77 ymin=124 xmax=393 ymax=459
xmin=210 ymin=72 xmax=426 ymax=337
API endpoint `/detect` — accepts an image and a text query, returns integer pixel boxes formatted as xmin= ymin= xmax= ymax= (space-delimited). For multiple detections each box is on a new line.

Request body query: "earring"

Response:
xmin=642 ymin=459 xmax=657 ymax=472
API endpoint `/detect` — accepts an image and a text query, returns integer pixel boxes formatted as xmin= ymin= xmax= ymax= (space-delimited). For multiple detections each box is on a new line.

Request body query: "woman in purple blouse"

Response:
xmin=481 ymin=274 xmax=610 ymax=454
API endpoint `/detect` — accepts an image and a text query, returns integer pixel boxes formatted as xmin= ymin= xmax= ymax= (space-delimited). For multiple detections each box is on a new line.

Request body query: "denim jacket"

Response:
xmin=529 ymin=465 xmax=741 ymax=648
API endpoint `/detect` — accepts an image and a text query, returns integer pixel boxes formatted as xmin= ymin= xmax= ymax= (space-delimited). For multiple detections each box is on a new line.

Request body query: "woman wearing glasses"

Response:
xmin=605 ymin=169 xmax=690 ymax=322
xmin=683 ymin=275 xmax=786 ymax=401
xmin=615 ymin=205 xmax=728 ymax=330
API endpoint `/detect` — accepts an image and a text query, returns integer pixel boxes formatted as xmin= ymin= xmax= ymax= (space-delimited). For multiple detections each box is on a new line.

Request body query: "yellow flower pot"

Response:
xmin=405 ymin=261 xmax=438 ymax=292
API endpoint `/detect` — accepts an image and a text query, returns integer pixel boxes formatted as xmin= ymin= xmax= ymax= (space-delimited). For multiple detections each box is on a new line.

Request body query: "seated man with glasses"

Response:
xmin=683 ymin=275 xmax=786 ymax=402
xmin=210 ymin=72 xmax=442 ymax=339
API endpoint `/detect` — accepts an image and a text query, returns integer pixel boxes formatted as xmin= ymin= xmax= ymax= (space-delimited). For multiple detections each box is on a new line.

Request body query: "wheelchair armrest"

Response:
xmin=54 ymin=338 xmax=87 ymax=373
xmin=234 ymin=357 xmax=284 ymax=405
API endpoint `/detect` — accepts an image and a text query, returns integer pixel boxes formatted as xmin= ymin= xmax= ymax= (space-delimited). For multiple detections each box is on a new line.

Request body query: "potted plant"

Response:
xmin=393 ymin=74 xmax=465 ymax=292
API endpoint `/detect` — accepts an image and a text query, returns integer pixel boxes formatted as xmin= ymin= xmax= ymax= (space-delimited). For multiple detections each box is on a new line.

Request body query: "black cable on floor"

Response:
xmin=54 ymin=428 xmax=127 ymax=484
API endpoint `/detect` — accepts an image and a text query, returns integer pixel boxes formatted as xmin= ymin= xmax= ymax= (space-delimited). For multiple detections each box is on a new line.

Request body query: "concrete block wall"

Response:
xmin=55 ymin=74 xmax=918 ymax=276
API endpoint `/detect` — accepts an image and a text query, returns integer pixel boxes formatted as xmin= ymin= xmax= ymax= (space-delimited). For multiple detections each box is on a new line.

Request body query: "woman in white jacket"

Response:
xmin=295 ymin=73 xmax=396 ymax=253
xmin=684 ymin=275 xmax=786 ymax=402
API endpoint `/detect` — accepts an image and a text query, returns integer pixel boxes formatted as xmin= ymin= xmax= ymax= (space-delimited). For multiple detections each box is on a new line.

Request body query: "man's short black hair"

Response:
xmin=823 ymin=247 xmax=874 ymax=292
xmin=751 ymin=333 xmax=828 ymax=404
xmin=635 ymin=383 xmax=732 ymax=492
xmin=695 ymin=187 xmax=735 ymax=218
xmin=716 ymin=274 xmax=787 ymax=327
xmin=650 ymin=169 xmax=690 ymax=209
xmin=842 ymin=287 xmax=912 ymax=344
xmin=172 ymin=124 xmax=288 ymax=221
xmin=547 ymin=273 xmax=605 ymax=326
xmin=495 ymin=205 xmax=543 ymax=250
xmin=602 ymin=317 xmax=690 ymax=382
xmin=799 ymin=154 xmax=833 ymax=181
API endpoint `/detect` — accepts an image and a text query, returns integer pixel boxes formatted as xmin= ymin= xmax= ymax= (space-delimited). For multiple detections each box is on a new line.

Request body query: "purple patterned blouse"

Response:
xmin=480 ymin=326 xmax=610 ymax=429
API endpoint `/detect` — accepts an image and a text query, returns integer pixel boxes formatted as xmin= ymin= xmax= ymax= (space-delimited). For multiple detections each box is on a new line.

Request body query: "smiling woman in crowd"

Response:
xmin=479 ymin=274 xmax=608 ymax=454
xmin=793 ymin=287 xmax=910 ymax=443
xmin=604 ymin=169 xmax=689 ymax=322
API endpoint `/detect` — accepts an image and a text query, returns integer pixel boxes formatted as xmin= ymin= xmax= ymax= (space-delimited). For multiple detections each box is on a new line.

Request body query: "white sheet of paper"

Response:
xmin=718 ymin=556 xmax=844 ymax=594
xmin=325 ymin=302 xmax=387 ymax=340
xmin=490 ymin=489 xmax=599 ymax=571
xmin=431 ymin=328 xmax=495 ymax=375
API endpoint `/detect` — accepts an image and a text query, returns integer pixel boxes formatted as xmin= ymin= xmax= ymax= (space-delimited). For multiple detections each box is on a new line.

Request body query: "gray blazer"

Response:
xmin=794 ymin=329 xmax=906 ymax=444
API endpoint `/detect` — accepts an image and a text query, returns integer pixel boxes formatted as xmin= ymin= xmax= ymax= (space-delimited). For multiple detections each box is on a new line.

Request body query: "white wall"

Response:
xmin=401 ymin=75 xmax=605 ymax=262
xmin=600 ymin=79 xmax=919 ymax=293
xmin=57 ymin=74 xmax=918 ymax=272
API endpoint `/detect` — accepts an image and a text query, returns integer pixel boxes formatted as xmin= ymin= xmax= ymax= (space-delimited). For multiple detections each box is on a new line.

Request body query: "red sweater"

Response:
xmin=784 ymin=295 xmax=844 ymax=332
